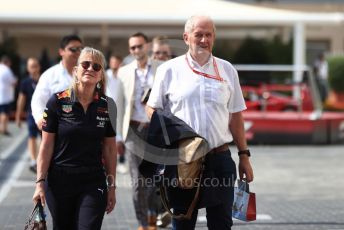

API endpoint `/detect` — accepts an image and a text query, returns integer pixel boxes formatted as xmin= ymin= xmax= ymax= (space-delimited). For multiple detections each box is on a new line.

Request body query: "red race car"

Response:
xmin=242 ymin=84 xmax=314 ymax=112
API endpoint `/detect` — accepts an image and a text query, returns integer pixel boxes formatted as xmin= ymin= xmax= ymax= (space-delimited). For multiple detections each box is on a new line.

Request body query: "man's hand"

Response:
xmin=116 ymin=141 xmax=125 ymax=156
xmin=238 ymin=155 xmax=254 ymax=182
xmin=145 ymin=105 xmax=156 ymax=120
xmin=36 ymin=119 xmax=43 ymax=131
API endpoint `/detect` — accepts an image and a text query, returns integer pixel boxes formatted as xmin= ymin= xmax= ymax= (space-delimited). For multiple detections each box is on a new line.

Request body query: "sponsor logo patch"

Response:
xmin=57 ymin=89 xmax=71 ymax=99
xmin=62 ymin=105 xmax=72 ymax=113
xmin=97 ymin=107 xmax=108 ymax=114
xmin=97 ymin=121 xmax=105 ymax=128
xmin=96 ymin=116 xmax=109 ymax=121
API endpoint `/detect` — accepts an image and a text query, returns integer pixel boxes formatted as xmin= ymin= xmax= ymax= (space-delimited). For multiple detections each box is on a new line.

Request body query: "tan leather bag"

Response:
xmin=160 ymin=136 xmax=210 ymax=220
xmin=178 ymin=137 xmax=209 ymax=189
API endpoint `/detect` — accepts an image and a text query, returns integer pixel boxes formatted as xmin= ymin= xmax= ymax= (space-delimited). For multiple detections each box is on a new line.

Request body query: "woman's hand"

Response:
xmin=32 ymin=182 xmax=46 ymax=206
xmin=106 ymin=187 xmax=116 ymax=214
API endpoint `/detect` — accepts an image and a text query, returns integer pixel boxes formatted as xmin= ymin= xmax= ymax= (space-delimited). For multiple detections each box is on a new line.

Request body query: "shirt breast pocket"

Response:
xmin=204 ymin=80 xmax=231 ymax=105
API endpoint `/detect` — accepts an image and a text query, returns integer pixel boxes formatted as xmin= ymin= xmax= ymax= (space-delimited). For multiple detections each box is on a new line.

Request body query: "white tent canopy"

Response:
xmin=1 ymin=0 xmax=344 ymax=82
xmin=1 ymin=0 xmax=343 ymax=25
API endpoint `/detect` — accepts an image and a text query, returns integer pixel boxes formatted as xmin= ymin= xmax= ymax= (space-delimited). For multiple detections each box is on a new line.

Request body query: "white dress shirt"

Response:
xmin=318 ymin=61 xmax=328 ymax=80
xmin=147 ymin=53 xmax=246 ymax=149
xmin=31 ymin=62 xmax=72 ymax=123
xmin=105 ymin=69 xmax=120 ymax=102
xmin=0 ymin=63 xmax=16 ymax=105
xmin=131 ymin=62 xmax=154 ymax=123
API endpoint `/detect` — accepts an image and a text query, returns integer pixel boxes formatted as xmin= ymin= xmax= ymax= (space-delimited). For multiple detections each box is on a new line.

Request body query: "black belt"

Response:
xmin=208 ymin=143 xmax=229 ymax=154
xmin=129 ymin=120 xmax=149 ymax=129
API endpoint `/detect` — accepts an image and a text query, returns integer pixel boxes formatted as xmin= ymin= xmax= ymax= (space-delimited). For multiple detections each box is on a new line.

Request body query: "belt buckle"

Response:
xmin=213 ymin=144 xmax=228 ymax=154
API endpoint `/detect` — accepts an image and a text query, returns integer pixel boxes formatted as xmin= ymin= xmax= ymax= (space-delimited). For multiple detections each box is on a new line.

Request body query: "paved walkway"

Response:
xmin=1 ymin=121 xmax=344 ymax=229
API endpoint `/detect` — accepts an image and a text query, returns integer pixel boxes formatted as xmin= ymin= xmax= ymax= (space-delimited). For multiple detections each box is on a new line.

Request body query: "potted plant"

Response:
xmin=325 ymin=56 xmax=344 ymax=111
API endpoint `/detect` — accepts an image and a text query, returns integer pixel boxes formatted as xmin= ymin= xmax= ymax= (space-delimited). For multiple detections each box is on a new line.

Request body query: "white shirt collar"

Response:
xmin=59 ymin=61 xmax=72 ymax=77
xmin=134 ymin=58 xmax=151 ymax=70
xmin=186 ymin=52 xmax=213 ymax=69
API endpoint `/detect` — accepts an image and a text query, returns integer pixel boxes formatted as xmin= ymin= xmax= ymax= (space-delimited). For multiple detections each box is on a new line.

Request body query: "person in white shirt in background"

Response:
xmin=116 ymin=32 xmax=162 ymax=230
xmin=0 ymin=55 xmax=17 ymax=136
xmin=31 ymin=35 xmax=83 ymax=130
xmin=151 ymin=36 xmax=172 ymax=61
xmin=313 ymin=53 xmax=329 ymax=102
xmin=150 ymin=35 xmax=173 ymax=228
xmin=106 ymin=55 xmax=123 ymax=80
xmin=16 ymin=57 xmax=41 ymax=173
xmin=105 ymin=54 xmax=127 ymax=174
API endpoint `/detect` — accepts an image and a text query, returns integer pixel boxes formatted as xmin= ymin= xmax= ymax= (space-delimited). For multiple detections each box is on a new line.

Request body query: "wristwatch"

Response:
xmin=106 ymin=175 xmax=116 ymax=189
xmin=238 ymin=149 xmax=251 ymax=157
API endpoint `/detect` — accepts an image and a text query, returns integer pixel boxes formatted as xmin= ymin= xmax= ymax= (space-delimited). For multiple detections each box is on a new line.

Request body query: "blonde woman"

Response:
xmin=33 ymin=47 xmax=117 ymax=230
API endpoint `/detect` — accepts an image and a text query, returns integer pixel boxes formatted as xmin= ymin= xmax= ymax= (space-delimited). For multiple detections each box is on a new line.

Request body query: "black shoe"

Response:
xmin=29 ymin=165 xmax=37 ymax=174
xmin=1 ymin=131 xmax=11 ymax=136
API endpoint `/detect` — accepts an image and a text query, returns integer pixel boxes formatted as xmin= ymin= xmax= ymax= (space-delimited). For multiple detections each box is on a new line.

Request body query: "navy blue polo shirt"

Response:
xmin=19 ymin=76 xmax=37 ymax=112
xmin=42 ymin=89 xmax=116 ymax=168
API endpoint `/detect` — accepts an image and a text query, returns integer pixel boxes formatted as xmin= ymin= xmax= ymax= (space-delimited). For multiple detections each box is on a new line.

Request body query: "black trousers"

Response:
xmin=46 ymin=166 xmax=107 ymax=230
xmin=169 ymin=150 xmax=237 ymax=230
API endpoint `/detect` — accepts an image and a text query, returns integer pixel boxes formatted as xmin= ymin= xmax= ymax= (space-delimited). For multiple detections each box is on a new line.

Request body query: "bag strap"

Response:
xmin=27 ymin=200 xmax=45 ymax=223
xmin=159 ymin=164 xmax=204 ymax=220
xmin=37 ymin=200 xmax=46 ymax=221
xmin=238 ymin=179 xmax=250 ymax=193
xmin=25 ymin=200 xmax=40 ymax=226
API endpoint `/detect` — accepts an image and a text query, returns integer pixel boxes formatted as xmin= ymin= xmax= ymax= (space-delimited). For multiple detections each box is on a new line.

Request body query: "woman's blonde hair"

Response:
xmin=71 ymin=47 xmax=107 ymax=100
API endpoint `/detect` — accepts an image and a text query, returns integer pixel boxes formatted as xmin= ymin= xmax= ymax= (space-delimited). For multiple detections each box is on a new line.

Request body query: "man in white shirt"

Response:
xmin=116 ymin=32 xmax=161 ymax=230
xmin=146 ymin=15 xmax=254 ymax=230
xmin=31 ymin=35 xmax=83 ymax=129
xmin=314 ymin=53 xmax=329 ymax=101
xmin=150 ymin=35 xmax=173 ymax=228
xmin=151 ymin=36 xmax=172 ymax=61
xmin=0 ymin=55 xmax=17 ymax=135
xmin=105 ymin=55 xmax=127 ymax=173
xmin=106 ymin=54 xmax=123 ymax=103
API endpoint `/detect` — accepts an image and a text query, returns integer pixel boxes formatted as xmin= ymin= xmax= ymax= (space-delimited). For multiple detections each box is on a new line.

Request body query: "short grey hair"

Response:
xmin=184 ymin=15 xmax=216 ymax=34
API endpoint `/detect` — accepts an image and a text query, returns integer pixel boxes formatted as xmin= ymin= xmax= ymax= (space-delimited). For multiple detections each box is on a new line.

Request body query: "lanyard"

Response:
xmin=185 ymin=54 xmax=223 ymax=82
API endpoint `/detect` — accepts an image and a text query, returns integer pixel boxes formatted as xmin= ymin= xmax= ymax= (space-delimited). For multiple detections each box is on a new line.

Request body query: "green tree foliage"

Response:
xmin=213 ymin=36 xmax=292 ymax=65
xmin=213 ymin=40 xmax=235 ymax=62
xmin=327 ymin=56 xmax=344 ymax=92
xmin=266 ymin=36 xmax=292 ymax=64
xmin=233 ymin=37 xmax=269 ymax=64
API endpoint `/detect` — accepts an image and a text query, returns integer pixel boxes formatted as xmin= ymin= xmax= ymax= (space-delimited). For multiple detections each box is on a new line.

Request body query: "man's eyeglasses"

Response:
xmin=80 ymin=61 xmax=102 ymax=72
xmin=130 ymin=44 xmax=144 ymax=51
xmin=68 ymin=47 xmax=83 ymax=53
xmin=154 ymin=51 xmax=169 ymax=56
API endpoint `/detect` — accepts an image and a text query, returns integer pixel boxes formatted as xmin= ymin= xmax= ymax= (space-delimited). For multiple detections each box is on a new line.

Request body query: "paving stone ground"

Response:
xmin=1 ymin=121 xmax=344 ymax=229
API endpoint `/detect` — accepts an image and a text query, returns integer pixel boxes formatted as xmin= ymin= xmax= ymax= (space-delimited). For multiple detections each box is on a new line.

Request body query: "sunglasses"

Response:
xmin=68 ymin=47 xmax=83 ymax=53
xmin=130 ymin=44 xmax=144 ymax=51
xmin=80 ymin=61 xmax=102 ymax=72
xmin=154 ymin=51 xmax=169 ymax=56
